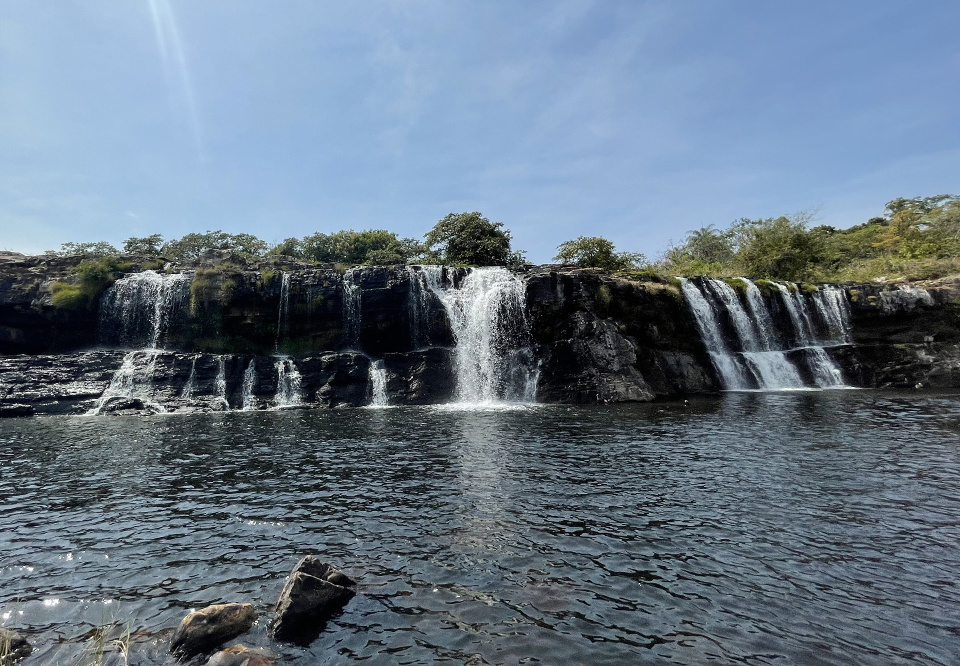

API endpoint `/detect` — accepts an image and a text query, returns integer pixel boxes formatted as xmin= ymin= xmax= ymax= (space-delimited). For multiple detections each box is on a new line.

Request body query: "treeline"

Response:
xmin=48 ymin=212 xmax=525 ymax=268
xmin=658 ymin=195 xmax=960 ymax=282
xmin=45 ymin=195 xmax=960 ymax=281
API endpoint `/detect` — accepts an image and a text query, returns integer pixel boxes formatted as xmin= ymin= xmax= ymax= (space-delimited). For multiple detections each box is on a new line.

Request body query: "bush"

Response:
xmin=47 ymin=257 xmax=130 ymax=309
xmin=553 ymin=236 xmax=647 ymax=271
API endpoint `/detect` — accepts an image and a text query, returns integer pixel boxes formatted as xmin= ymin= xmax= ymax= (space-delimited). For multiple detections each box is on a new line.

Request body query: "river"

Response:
xmin=2 ymin=391 xmax=959 ymax=664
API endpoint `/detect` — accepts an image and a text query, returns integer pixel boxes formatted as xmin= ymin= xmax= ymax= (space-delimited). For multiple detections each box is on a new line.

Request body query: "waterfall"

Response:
xmin=368 ymin=359 xmax=389 ymax=407
xmin=215 ymin=357 xmax=229 ymax=409
xmin=180 ymin=357 xmax=197 ymax=399
xmin=680 ymin=277 xmax=852 ymax=390
xmin=241 ymin=360 xmax=258 ymax=410
xmin=274 ymin=358 xmax=303 ymax=408
xmin=275 ymin=272 xmax=291 ymax=350
xmin=424 ymin=266 xmax=538 ymax=404
xmin=342 ymin=268 xmax=362 ymax=349
xmin=100 ymin=270 xmax=191 ymax=349
xmin=88 ymin=350 xmax=164 ymax=414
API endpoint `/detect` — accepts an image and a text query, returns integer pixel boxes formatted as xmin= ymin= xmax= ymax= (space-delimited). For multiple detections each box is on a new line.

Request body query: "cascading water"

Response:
xmin=424 ymin=266 xmax=538 ymax=404
xmin=406 ymin=266 xmax=435 ymax=349
xmin=681 ymin=277 xmax=853 ymax=390
xmin=275 ymin=272 xmax=291 ymax=351
xmin=274 ymin=358 xmax=303 ymax=408
xmin=100 ymin=270 xmax=191 ymax=349
xmin=93 ymin=270 xmax=191 ymax=414
xmin=241 ymin=360 xmax=258 ymax=411
xmin=368 ymin=359 xmax=389 ymax=407
xmin=215 ymin=357 xmax=229 ymax=409
xmin=342 ymin=268 xmax=362 ymax=349
xmin=180 ymin=357 xmax=197 ymax=400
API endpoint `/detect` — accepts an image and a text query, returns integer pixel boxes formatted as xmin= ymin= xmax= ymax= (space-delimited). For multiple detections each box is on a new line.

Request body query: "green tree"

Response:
xmin=299 ymin=229 xmax=420 ymax=265
xmin=424 ymin=212 xmax=523 ymax=266
xmin=553 ymin=236 xmax=647 ymax=271
xmin=269 ymin=237 xmax=304 ymax=258
xmin=730 ymin=214 xmax=820 ymax=281
xmin=49 ymin=241 xmax=120 ymax=258
xmin=161 ymin=231 xmax=269 ymax=260
xmin=122 ymin=234 xmax=164 ymax=256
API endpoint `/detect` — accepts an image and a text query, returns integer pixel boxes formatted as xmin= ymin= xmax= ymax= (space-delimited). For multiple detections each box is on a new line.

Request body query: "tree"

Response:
xmin=424 ymin=212 xmax=523 ymax=266
xmin=299 ymin=229 xmax=420 ymax=265
xmin=553 ymin=236 xmax=647 ymax=271
xmin=731 ymin=215 xmax=820 ymax=281
xmin=49 ymin=241 xmax=120 ymax=258
xmin=161 ymin=231 xmax=269 ymax=260
xmin=122 ymin=234 xmax=164 ymax=256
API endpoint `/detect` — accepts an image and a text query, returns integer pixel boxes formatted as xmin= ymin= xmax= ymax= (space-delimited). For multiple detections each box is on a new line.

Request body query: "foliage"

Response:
xmin=161 ymin=230 xmax=269 ymax=260
xmin=122 ymin=234 xmax=164 ymax=256
xmin=553 ymin=236 xmax=648 ymax=271
xmin=424 ymin=212 xmax=524 ymax=267
xmin=48 ymin=257 xmax=130 ymax=309
xmin=296 ymin=229 xmax=421 ymax=265
xmin=46 ymin=241 xmax=120 ymax=258
xmin=657 ymin=195 xmax=960 ymax=282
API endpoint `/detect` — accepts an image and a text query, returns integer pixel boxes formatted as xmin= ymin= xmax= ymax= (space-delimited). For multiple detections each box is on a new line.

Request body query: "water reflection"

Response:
xmin=1 ymin=392 xmax=960 ymax=664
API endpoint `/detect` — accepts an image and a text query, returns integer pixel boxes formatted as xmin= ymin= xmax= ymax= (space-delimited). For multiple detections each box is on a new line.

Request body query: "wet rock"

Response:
xmin=0 ymin=628 xmax=32 ymax=664
xmin=0 ymin=404 xmax=33 ymax=418
xmin=206 ymin=644 xmax=275 ymax=666
xmin=169 ymin=603 xmax=257 ymax=660
xmin=271 ymin=557 xmax=356 ymax=645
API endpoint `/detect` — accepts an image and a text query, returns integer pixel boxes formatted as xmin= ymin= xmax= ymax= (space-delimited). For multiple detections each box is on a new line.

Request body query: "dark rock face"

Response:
xmin=271 ymin=557 xmax=356 ymax=645
xmin=526 ymin=268 xmax=718 ymax=401
xmin=1 ymin=256 xmax=958 ymax=413
xmin=0 ymin=628 xmax=32 ymax=664
xmin=169 ymin=602 xmax=256 ymax=660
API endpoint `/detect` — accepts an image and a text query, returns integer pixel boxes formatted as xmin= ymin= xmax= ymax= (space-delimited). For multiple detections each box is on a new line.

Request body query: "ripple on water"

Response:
xmin=1 ymin=393 xmax=960 ymax=664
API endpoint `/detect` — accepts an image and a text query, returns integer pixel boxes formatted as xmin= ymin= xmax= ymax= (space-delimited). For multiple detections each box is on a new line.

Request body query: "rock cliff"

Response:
xmin=0 ymin=250 xmax=957 ymax=416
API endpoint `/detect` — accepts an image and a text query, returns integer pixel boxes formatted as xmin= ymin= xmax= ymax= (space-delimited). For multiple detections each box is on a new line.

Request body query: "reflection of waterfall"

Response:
xmin=424 ymin=266 xmax=538 ymax=403
xmin=100 ymin=270 xmax=191 ymax=349
xmin=241 ymin=360 xmax=258 ymax=410
xmin=342 ymin=268 xmax=362 ymax=350
xmin=275 ymin=272 xmax=291 ymax=350
xmin=680 ymin=277 xmax=852 ymax=390
xmin=274 ymin=358 xmax=303 ymax=408
xmin=368 ymin=359 xmax=389 ymax=407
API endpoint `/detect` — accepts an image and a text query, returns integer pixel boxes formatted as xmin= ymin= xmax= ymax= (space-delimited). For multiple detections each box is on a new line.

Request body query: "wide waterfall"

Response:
xmin=422 ymin=266 xmax=538 ymax=404
xmin=680 ymin=277 xmax=852 ymax=390
xmin=99 ymin=270 xmax=191 ymax=349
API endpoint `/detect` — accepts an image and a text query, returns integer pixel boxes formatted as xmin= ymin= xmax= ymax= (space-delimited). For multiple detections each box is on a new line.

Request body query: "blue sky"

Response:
xmin=1 ymin=1 xmax=958 ymax=262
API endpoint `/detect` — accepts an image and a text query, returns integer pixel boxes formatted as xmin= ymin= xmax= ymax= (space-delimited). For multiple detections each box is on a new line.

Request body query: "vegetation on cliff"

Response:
xmin=40 ymin=194 xmax=960 ymax=282
xmin=658 ymin=195 xmax=960 ymax=282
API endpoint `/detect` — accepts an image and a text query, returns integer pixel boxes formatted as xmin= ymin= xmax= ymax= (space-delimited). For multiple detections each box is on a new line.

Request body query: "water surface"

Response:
xmin=2 ymin=392 xmax=960 ymax=664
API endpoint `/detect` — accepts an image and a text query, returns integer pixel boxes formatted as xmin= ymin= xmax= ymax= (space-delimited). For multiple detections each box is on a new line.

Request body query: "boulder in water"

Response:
xmin=169 ymin=603 xmax=256 ymax=659
xmin=271 ymin=557 xmax=356 ymax=645
xmin=206 ymin=644 xmax=275 ymax=666
xmin=0 ymin=628 xmax=32 ymax=663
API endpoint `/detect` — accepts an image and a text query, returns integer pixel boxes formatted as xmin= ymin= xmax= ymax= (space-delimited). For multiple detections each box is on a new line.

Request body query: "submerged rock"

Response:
xmin=271 ymin=556 xmax=356 ymax=645
xmin=206 ymin=644 xmax=275 ymax=666
xmin=0 ymin=629 xmax=32 ymax=664
xmin=169 ymin=603 xmax=256 ymax=660
xmin=0 ymin=404 xmax=33 ymax=418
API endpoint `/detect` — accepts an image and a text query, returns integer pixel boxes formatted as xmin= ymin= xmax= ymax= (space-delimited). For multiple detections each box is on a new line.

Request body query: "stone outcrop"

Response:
xmin=206 ymin=645 xmax=275 ymax=666
xmin=169 ymin=602 xmax=257 ymax=660
xmin=0 ymin=628 xmax=32 ymax=664
xmin=0 ymin=253 xmax=958 ymax=414
xmin=271 ymin=557 xmax=356 ymax=645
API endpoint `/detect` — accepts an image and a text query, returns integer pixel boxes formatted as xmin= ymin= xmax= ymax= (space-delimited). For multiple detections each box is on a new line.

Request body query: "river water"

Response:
xmin=2 ymin=392 xmax=959 ymax=665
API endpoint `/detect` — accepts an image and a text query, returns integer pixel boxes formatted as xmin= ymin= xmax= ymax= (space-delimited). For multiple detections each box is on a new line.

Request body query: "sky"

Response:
xmin=1 ymin=1 xmax=958 ymax=262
